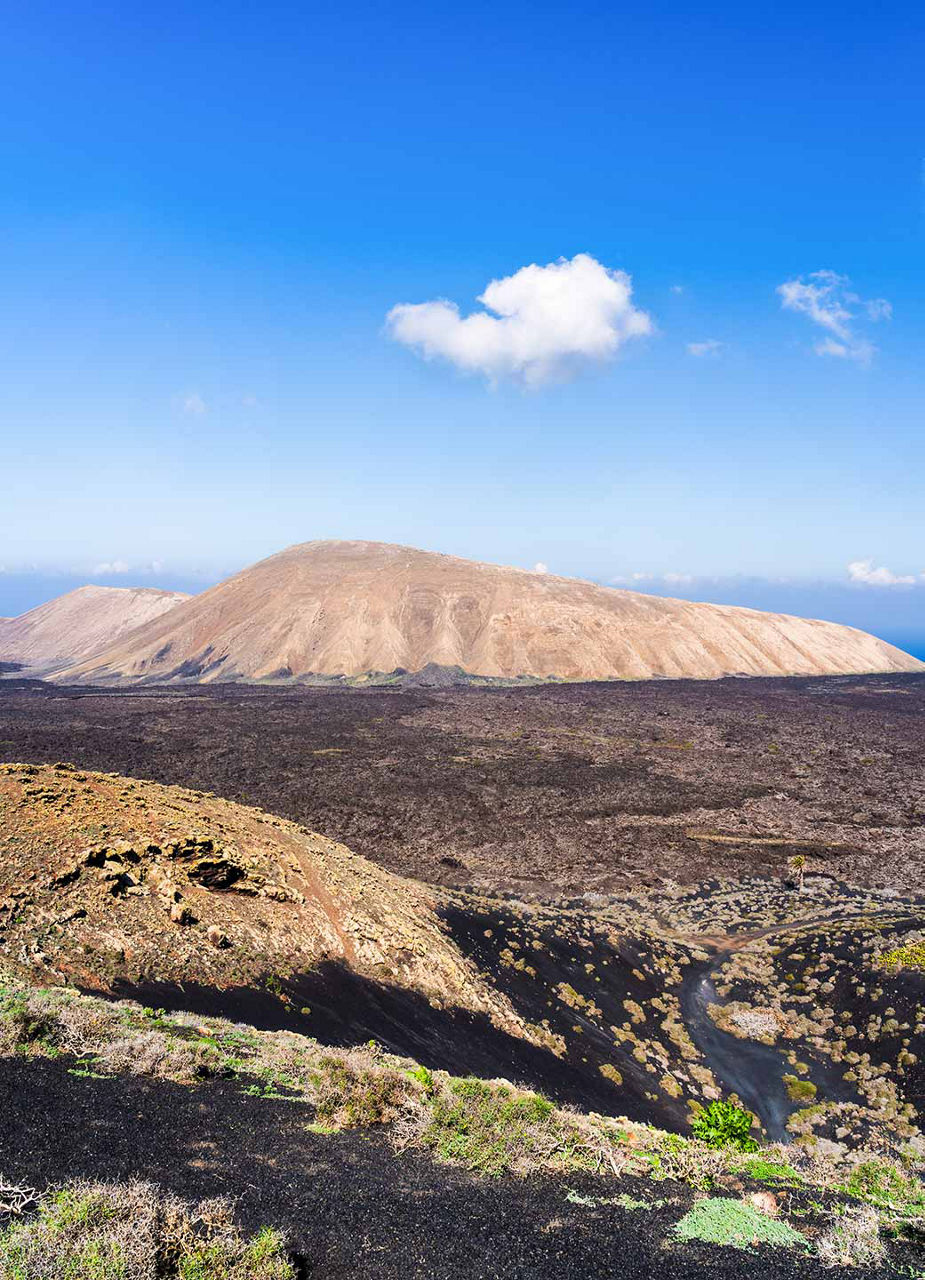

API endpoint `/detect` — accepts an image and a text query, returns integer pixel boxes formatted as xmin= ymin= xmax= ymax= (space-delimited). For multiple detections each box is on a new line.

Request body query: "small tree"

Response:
xmin=787 ymin=854 xmax=806 ymax=893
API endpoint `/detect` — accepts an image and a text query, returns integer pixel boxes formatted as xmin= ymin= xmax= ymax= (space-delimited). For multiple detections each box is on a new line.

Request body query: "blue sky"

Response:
xmin=1 ymin=1 xmax=923 ymax=651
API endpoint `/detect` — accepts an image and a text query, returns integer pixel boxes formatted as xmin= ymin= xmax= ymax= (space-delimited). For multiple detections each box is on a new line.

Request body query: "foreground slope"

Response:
xmin=3 ymin=762 xmax=925 ymax=1152
xmin=52 ymin=540 xmax=923 ymax=683
xmin=0 ymin=584 xmax=189 ymax=670
xmin=2 ymin=774 xmax=925 ymax=1276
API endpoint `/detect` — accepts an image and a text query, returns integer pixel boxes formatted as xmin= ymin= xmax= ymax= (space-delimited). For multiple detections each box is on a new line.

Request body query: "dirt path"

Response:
xmin=677 ymin=909 xmax=912 ymax=1139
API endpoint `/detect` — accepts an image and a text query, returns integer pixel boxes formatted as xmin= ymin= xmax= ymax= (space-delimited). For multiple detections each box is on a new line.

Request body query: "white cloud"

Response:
xmin=670 ymin=284 xmax=685 ymax=295
xmin=386 ymin=253 xmax=652 ymax=387
xmin=847 ymin=558 xmax=919 ymax=587
xmin=686 ymin=339 xmax=723 ymax=357
xmin=93 ymin=560 xmax=130 ymax=576
xmin=532 ymin=561 xmax=549 ymax=574
xmin=777 ymin=270 xmax=889 ymax=366
xmin=182 ymin=393 xmax=207 ymax=415
xmin=866 ymin=298 xmax=892 ymax=322
xmin=611 ymin=570 xmax=694 ymax=587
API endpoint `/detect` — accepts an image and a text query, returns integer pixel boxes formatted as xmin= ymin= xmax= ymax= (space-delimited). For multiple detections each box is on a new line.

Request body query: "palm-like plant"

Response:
xmin=788 ymin=853 xmax=806 ymax=892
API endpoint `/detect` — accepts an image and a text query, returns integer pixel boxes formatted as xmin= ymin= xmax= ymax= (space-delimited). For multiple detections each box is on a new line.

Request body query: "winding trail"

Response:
xmin=680 ymin=958 xmax=798 ymax=1140
xmin=677 ymin=909 xmax=915 ymax=1141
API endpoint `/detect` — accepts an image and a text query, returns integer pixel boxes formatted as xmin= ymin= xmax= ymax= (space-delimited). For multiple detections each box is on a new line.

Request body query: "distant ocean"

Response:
xmin=884 ymin=635 xmax=925 ymax=662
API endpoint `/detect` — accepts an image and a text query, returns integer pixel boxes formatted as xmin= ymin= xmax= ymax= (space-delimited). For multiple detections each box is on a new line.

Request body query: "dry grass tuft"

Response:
xmin=0 ymin=1179 xmax=295 ymax=1278
xmin=816 ymin=1205 xmax=886 ymax=1269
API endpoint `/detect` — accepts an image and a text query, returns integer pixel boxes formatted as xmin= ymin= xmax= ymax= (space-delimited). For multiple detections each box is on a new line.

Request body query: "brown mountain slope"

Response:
xmin=4 ymin=763 xmax=925 ymax=1144
xmin=0 ymin=761 xmax=501 ymax=1023
xmin=0 ymin=585 xmax=190 ymax=670
xmin=0 ymin=761 xmax=704 ymax=1121
xmin=52 ymin=540 xmax=922 ymax=684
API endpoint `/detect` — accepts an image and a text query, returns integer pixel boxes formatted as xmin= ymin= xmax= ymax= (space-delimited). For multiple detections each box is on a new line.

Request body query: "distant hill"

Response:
xmin=49 ymin=540 xmax=923 ymax=684
xmin=0 ymin=585 xmax=190 ymax=671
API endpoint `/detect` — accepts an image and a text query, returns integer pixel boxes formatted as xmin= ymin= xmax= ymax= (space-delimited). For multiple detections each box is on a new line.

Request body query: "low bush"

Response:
xmin=690 ymin=1101 xmax=759 ymax=1152
xmin=0 ymin=992 xmax=59 ymax=1054
xmin=783 ymin=1075 xmax=817 ymax=1103
xmin=840 ymin=1158 xmax=925 ymax=1230
xmin=879 ymin=940 xmax=925 ymax=974
xmin=422 ymin=1078 xmax=569 ymax=1176
xmin=816 ymin=1205 xmax=886 ymax=1269
xmin=311 ymin=1050 xmax=418 ymax=1128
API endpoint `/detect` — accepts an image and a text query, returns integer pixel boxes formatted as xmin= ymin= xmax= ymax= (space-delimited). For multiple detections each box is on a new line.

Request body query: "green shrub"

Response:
xmin=783 ymin=1075 xmax=817 ymax=1103
xmin=423 ymin=1078 xmax=560 ymax=1176
xmin=690 ymin=1100 xmax=759 ymax=1152
xmin=407 ymin=1064 xmax=435 ymax=1093
xmin=311 ymin=1053 xmax=413 ymax=1128
xmin=880 ymin=941 xmax=925 ymax=973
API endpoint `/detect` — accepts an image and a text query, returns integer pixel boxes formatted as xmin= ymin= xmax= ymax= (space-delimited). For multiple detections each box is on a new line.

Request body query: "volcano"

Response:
xmin=49 ymin=540 xmax=922 ymax=684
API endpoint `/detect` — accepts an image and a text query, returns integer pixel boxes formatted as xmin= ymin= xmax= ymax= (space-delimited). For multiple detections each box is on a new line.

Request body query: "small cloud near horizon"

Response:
xmin=182 ymin=392 xmax=207 ymax=415
xmin=777 ymin=271 xmax=890 ymax=366
xmin=386 ymin=253 xmax=652 ymax=387
xmin=847 ymin=558 xmax=923 ymax=587
xmin=89 ymin=559 xmax=167 ymax=579
xmin=531 ymin=561 xmax=549 ymax=574
xmin=610 ymin=570 xmax=695 ymax=587
xmin=686 ymin=340 xmax=723 ymax=357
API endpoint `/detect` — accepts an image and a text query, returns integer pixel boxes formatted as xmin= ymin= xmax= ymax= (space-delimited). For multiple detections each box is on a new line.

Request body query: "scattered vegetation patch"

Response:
xmin=783 ymin=1074 xmax=818 ymax=1103
xmin=673 ymin=1196 xmax=806 ymax=1251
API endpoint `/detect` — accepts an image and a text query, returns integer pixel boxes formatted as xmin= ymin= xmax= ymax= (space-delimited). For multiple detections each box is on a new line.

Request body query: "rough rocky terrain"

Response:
xmin=0 ymin=584 xmax=189 ymax=671
xmin=1 ymin=672 xmax=922 ymax=896
xmin=2 ymin=761 xmax=925 ymax=1151
xmin=47 ymin=541 xmax=922 ymax=683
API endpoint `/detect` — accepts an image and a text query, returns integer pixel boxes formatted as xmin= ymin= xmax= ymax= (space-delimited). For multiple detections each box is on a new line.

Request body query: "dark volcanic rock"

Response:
xmin=0 ymin=673 xmax=922 ymax=895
